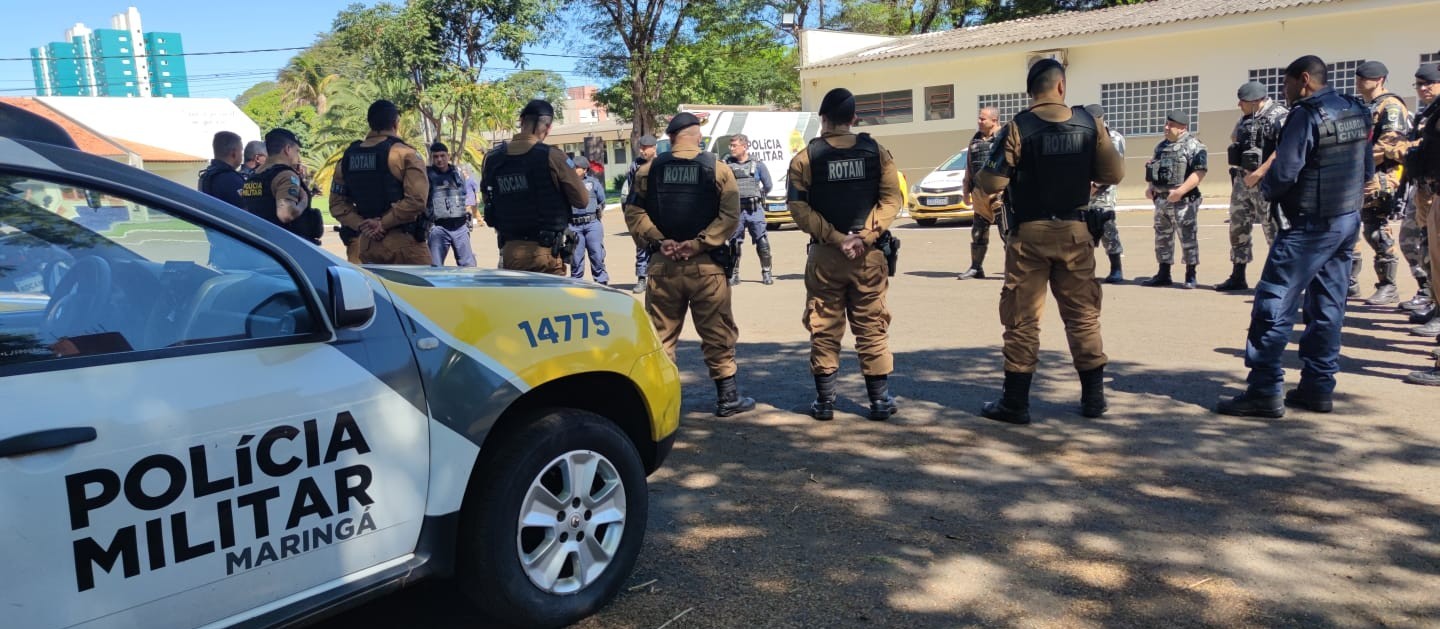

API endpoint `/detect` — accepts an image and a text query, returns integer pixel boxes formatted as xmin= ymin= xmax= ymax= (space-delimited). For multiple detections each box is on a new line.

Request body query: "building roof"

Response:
xmin=109 ymin=137 xmax=205 ymax=162
xmin=801 ymin=0 xmax=1339 ymax=70
xmin=0 ymin=96 xmax=127 ymax=158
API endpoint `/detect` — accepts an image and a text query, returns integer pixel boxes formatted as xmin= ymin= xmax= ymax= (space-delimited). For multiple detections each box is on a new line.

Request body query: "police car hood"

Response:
xmin=919 ymin=168 xmax=966 ymax=190
xmin=365 ymin=265 xmax=619 ymax=290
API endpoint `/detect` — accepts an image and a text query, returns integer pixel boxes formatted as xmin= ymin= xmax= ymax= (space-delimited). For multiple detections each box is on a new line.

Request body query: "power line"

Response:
xmin=0 ymin=46 xmax=308 ymax=63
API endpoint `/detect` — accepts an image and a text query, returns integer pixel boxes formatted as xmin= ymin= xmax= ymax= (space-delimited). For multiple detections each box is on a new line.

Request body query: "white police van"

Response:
xmin=0 ymin=106 xmax=680 ymax=628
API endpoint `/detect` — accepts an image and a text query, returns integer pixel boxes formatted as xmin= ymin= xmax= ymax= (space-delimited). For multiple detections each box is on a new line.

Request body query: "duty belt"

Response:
xmin=740 ymin=197 xmax=764 ymax=212
xmin=571 ymin=213 xmax=598 ymax=224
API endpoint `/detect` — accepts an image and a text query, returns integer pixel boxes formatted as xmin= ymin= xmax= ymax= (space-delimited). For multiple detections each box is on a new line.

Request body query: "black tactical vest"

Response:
xmin=1418 ymin=100 xmax=1440 ymax=181
xmin=481 ymin=143 xmax=570 ymax=240
xmin=727 ymin=157 xmax=761 ymax=200
xmin=426 ymin=166 xmax=468 ymax=220
xmin=197 ymin=161 xmax=229 ymax=197
xmin=1008 ymin=107 xmax=1097 ymax=221
xmin=1283 ymin=94 xmax=1371 ymax=218
xmin=646 ymin=152 xmax=720 ymax=240
xmin=340 ymin=137 xmax=407 ymax=220
xmin=967 ymin=133 xmax=996 ymax=180
xmin=807 ymin=134 xmax=881 ymax=232
xmin=239 ymin=164 xmax=323 ymax=244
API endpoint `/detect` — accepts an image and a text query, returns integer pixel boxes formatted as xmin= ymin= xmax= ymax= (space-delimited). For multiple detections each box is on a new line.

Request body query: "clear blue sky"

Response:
xmin=1 ymin=1 xmax=597 ymax=99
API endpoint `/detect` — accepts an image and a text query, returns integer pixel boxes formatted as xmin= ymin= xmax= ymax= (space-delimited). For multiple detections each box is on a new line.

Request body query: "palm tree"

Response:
xmin=278 ymin=52 xmax=340 ymax=116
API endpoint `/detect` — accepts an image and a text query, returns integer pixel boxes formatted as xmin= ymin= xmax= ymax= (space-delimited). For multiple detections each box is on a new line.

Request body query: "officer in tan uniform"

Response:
xmin=624 ymin=112 xmax=757 ymax=417
xmin=788 ymin=88 xmax=903 ymax=422
xmin=329 ymin=100 xmax=431 ymax=265
xmin=482 ymin=99 xmax=589 ymax=275
xmin=239 ymin=128 xmax=324 ymax=245
xmin=976 ymin=59 xmax=1125 ymax=425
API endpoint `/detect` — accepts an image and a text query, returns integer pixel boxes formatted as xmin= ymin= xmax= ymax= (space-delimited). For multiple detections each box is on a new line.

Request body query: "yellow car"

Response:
xmin=909 ymin=151 xmax=973 ymax=226
xmin=764 ymin=171 xmax=912 ymax=229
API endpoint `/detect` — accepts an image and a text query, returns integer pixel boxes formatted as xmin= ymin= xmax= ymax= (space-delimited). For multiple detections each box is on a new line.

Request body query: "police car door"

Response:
xmin=0 ymin=172 xmax=428 ymax=628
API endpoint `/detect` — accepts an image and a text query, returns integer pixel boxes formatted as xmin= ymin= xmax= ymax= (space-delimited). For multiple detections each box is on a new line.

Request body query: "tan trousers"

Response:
xmin=500 ymin=241 xmax=566 ymax=275
xmin=1422 ymin=186 xmax=1440 ymax=314
xmin=803 ymin=245 xmax=892 ymax=376
xmin=359 ymin=231 xmax=431 ymax=265
xmin=999 ymin=220 xmax=1107 ymax=373
xmin=345 ymin=239 xmax=362 ymax=264
xmin=645 ymin=258 xmax=738 ymax=380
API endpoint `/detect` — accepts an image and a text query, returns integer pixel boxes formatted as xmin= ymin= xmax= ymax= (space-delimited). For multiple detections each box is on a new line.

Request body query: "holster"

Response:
xmin=1083 ymin=208 xmax=1114 ymax=246
xmin=338 ymin=225 xmax=359 ymax=247
xmin=876 ymin=231 xmax=900 ymax=277
xmin=402 ymin=218 xmax=431 ymax=243
xmin=708 ymin=241 xmax=740 ymax=276
xmin=557 ymin=230 xmax=579 ymax=260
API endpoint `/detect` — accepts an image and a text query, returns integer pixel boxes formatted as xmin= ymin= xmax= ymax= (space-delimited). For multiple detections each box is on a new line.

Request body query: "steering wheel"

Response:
xmin=41 ymin=256 xmax=113 ymax=342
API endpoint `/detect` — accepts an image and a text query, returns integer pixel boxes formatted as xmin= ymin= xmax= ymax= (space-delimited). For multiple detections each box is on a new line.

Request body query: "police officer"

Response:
xmin=1218 ymin=56 xmax=1372 ymax=415
xmin=1143 ymin=110 xmax=1208 ymax=289
xmin=240 ymin=141 xmax=266 ymax=177
xmin=425 ymin=141 xmax=476 ymax=267
xmin=1405 ymin=63 xmax=1440 ymax=385
xmin=330 ymin=100 xmax=432 ymax=265
xmin=788 ymin=88 xmax=902 ymax=421
xmin=1085 ymin=104 xmax=1127 ymax=283
xmin=958 ymin=107 xmax=1003 ymax=280
xmin=482 ymin=99 xmax=589 ymax=275
xmin=975 ymin=59 xmax=1124 ymax=425
xmin=1350 ymin=61 xmax=1412 ymax=305
xmin=724 ymin=134 xmax=775 ymax=286
xmin=240 ymin=128 xmax=324 ymax=245
xmin=569 ymin=156 xmax=609 ymax=284
xmin=1217 ymin=81 xmax=1288 ymax=292
xmin=629 ymin=134 xmax=659 ymax=293
xmin=198 ymin=131 xmax=245 ymax=208
xmin=1399 ymin=67 xmax=1439 ymax=316
xmin=624 ymin=112 xmax=756 ymax=417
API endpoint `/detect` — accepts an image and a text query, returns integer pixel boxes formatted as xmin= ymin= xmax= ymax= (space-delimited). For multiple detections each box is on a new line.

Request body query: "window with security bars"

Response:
xmin=925 ymin=85 xmax=954 ymax=121
xmin=1099 ymin=76 xmax=1199 ymax=136
xmin=1422 ymin=52 xmax=1439 ymax=64
xmin=854 ymin=90 xmax=913 ymax=126
xmin=976 ymin=92 xmax=1028 ymax=124
xmin=1250 ymin=60 xmax=1365 ymax=100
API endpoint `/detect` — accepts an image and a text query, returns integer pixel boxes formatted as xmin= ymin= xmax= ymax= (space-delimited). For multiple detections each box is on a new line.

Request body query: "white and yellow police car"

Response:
xmin=0 ymin=114 xmax=680 ymax=628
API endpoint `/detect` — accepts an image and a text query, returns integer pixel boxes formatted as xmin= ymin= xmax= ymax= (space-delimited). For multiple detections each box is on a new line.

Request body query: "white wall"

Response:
xmin=37 ymin=97 xmax=260 ymax=160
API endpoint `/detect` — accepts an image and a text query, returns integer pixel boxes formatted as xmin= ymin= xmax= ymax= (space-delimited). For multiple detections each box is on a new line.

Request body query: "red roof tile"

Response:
xmin=0 ymin=96 xmax=128 ymax=157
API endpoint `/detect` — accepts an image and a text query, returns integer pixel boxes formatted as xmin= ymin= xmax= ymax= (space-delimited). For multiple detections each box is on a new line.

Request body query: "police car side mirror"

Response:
xmin=328 ymin=266 xmax=375 ymax=329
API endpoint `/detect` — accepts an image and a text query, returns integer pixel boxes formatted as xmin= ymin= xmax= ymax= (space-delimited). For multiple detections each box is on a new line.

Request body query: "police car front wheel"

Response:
xmin=457 ymin=409 xmax=648 ymax=628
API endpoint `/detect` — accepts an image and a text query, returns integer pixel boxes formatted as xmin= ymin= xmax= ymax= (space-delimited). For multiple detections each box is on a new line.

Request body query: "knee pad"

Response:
xmin=756 ymin=236 xmax=771 ymax=256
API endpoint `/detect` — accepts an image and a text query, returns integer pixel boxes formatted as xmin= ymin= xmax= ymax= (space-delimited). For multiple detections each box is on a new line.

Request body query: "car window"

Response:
xmin=0 ymin=173 xmax=318 ymax=368
xmin=940 ymin=151 xmax=968 ymax=171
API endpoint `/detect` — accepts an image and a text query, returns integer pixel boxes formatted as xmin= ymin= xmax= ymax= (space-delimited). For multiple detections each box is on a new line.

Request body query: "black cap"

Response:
xmin=1356 ymin=60 xmax=1389 ymax=79
xmin=1165 ymin=109 xmax=1189 ymax=126
xmin=666 ymin=112 xmax=702 ymax=135
xmin=429 ymin=141 xmax=449 ymax=153
xmin=520 ymin=99 xmax=555 ymax=118
xmin=1417 ymin=63 xmax=1440 ymax=83
xmin=1083 ymin=104 xmax=1104 ymax=119
xmin=265 ymin=128 xmax=301 ymax=148
xmin=1237 ymin=81 xmax=1268 ymax=101
xmin=572 ymin=156 xmax=590 ymax=169
xmin=637 ymin=134 xmax=657 ymax=147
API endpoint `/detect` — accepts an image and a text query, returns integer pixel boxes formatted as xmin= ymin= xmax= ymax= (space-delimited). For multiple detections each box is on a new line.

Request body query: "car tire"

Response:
xmin=915 ymin=218 xmax=938 ymax=227
xmin=456 ymin=409 xmax=648 ymax=629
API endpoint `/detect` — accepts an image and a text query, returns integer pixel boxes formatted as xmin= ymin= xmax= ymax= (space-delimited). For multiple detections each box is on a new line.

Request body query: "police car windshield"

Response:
xmin=940 ymin=152 xmax=968 ymax=172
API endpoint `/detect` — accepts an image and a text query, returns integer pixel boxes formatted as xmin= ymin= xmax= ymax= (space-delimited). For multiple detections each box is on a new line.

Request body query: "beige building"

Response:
xmin=799 ymin=0 xmax=1440 ymax=203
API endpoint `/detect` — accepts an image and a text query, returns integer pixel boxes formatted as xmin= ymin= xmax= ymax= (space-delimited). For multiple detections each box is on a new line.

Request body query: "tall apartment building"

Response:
xmin=29 ymin=7 xmax=189 ymax=98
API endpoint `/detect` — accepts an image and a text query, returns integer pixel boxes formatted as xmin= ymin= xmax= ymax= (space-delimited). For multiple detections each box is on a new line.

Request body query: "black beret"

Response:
xmin=1165 ymin=109 xmax=1189 ymax=126
xmin=429 ymin=141 xmax=449 ymax=153
xmin=818 ymin=88 xmax=855 ymax=116
xmin=520 ymin=99 xmax=555 ymax=118
xmin=572 ymin=156 xmax=590 ymax=169
xmin=1237 ymin=81 xmax=1267 ymax=101
xmin=1356 ymin=60 xmax=1388 ymax=79
xmin=1083 ymin=104 xmax=1104 ymax=119
xmin=1416 ymin=63 xmax=1440 ymax=83
xmin=265 ymin=128 xmax=301 ymax=148
xmin=637 ymin=134 xmax=657 ymax=147
xmin=666 ymin=112 xmax=702 ymax=135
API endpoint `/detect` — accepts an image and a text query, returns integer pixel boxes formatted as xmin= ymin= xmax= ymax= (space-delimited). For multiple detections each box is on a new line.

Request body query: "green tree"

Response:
xmin=278 ymin=49 xmax=341 ymax=115
xmin=571 ymin=0 xmax=694 ymax=142
xmin=235 ymin=81 xmax=276 ymax=108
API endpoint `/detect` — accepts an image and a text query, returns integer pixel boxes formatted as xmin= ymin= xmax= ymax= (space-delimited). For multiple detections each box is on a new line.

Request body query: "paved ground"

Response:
xmin=318 ymin=208 xmax=1440 ymax=629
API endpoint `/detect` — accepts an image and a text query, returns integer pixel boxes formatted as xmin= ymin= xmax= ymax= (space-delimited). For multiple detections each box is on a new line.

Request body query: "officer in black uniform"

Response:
xmin=239 ymin=129 xmax=324 ymax=245
xmin=482 ymin=99 xmax=589 ymax=275
xmin=198 ymin=131 xmax=245 ymax=209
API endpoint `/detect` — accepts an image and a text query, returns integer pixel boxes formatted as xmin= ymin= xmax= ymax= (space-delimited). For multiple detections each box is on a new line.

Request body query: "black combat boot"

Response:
xmin=958 ymin=242 xmax=986 ymax=279
xmin=714 ymin=376 xmax=756 ymax=417
xmin=864 ymin=374 xmax=898 ymax=421
xmin=1284 ymin=387 xmax=1333 ymax=413
xmin=1399 ymin=280 xmax=1431 ymax=311
xmin=1411 ymin=316 xmax=1440 ymax=337
xmin=1365 ymin=259 xmax=1400 ymax=305
xmin=1214 ymin=263 xmax=1249 ymax=292
xmin=981 ymin=371 xmax=1032 ymax=425
xmin=957 ymin=266 xmax=985 ymax=280
xmin=1411 ymin=302 xmax=1437 ymax=324
xmin=1078 ymin=366 xmax=1107 ymax=417
xmin=1141 ymin=263 xmax=1172 ymax=287
xmin=1216 ymin=390 xmax=1284 ymax=418
xmin=1348 ymin=257 xmax=1362 ymax=298
xmin=758 ymin=239 xmax=775 ymax=285
xmin=811 ymin=372 xmax=837 ymax=421
xmin=1103 ymin=253 xmax=1124 ymax=284
xmin=1182 ymin=264 xmax=1198 ymax=290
